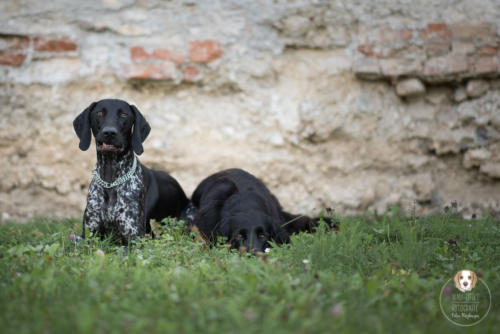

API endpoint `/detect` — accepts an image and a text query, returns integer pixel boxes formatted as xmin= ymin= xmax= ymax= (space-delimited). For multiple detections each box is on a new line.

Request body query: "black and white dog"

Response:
xmin=73 ymin=99 xmax=190 ymax=244
xmin=190 ymin=168 xmax=336 ymax=253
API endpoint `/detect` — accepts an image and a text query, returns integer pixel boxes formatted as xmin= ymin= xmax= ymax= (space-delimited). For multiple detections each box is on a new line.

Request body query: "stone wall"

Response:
xmin=1 ymin=0 xmax=499 ymax=221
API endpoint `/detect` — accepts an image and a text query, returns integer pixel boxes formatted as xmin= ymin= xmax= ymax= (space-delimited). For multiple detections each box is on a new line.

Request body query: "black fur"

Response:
xmin=73 ymin=99 xmax=189 ymax=244
xmin=190 ymin=168 xmax=334 ymax=252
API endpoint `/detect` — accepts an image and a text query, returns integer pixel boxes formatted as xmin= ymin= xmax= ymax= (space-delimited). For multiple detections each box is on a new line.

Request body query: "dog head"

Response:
xmin=454 ymin=270 xmax=477 ymax=292
xmin=73 ymin=99 xmax=151 ymax=155
xmin=219 ymin=211 xmax=290 ymax=253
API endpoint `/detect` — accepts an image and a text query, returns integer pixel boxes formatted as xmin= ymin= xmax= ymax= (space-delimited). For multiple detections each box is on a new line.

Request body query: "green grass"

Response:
xmin=0 ymin=207 xmax=499 ymax=334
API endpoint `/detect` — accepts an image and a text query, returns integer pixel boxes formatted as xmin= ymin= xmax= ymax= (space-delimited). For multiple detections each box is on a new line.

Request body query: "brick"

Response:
xmin=189 ymin=40 xmax=222 ymax=63
xmin=419 ymin=22 xmax=451 ymax=41
xmin=477 ymin=45 xmax=499 ymax=56
xmin=378 ymin=26 xmax=399 ymax=43
xmin=183 ymin=66 xmax=201 ymax=82
xmin=377 ymin=47 xmax=399 ymax=58
xmin=474 ymin=56 xmax=499 ymax=74
xmin=151 ymin=49 xmax=185 ymax=64
xmin=34 ymin=36 xmax=77 ymax=52
xmin=0 ymin=50 xmax=26 ymax=66
xmin=452 ymin=41 xmax=475 ymax=55
xmin=452 ymin=23 xmax=497 ymax=42
xmin=123 ymin=63 xmax=176 ymax=80
xmin=424 ymin=55 xmax=469 ymax=77
xmin=357 ymin=44 xmax=398 ymax=59
xmin=0 ymin=34 xmax=29 ymax=50
xmin=400 ymin=29 xmax=413 ymax=42
xmin=358 ymin=44 xmax=375 ymax=57
xmin=130 ymin=46 xmax=149 ymax=62
xmin=445 ymin=56 xmax=470 ymax=74
xmin=379 ymin=58 xmax=422 ymax=77
xmin=406 ymin=45 xmax=425 ymax=55
xmin=425 ymin=41 xmax=450 ymax=57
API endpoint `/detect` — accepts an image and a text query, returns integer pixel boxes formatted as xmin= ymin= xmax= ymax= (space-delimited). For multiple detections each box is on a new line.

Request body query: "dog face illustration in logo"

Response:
xmin=454 ymin=270 xmax=477 ymax=292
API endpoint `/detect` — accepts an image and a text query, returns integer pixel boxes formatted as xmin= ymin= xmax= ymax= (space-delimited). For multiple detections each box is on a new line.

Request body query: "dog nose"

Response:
xmin=102 ymin=127 xmax=118 ymax=139
xmin=463 ymin=282 xmax=468 ymax=286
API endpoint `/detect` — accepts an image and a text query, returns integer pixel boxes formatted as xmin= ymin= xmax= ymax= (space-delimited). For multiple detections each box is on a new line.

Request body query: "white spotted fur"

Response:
xmin=83 ymin=152 xmax=146 ymax=241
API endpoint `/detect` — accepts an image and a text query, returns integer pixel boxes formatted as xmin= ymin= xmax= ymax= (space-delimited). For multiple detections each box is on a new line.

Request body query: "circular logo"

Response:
xmin=439 ymin=270 xmax=491 ymax=326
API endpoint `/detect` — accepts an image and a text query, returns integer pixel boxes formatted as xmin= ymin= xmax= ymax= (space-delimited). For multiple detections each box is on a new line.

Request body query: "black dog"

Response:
xmin=73 ymin=99 xmax=190 ymax=244
xmin=190 ymin=168 xmax=333 ymax=252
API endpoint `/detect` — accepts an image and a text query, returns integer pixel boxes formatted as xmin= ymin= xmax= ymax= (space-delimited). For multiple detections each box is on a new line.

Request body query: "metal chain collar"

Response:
xmin=92 ymin=155 xmax=137 ymax=188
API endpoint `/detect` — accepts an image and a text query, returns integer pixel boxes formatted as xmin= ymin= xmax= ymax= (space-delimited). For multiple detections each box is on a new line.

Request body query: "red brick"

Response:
xmin=474 ymin=57 xmax=499 ymax=74
xmin=358 ymin=44 xmax=375 ymax=57
xmin=123 ymin=63 xmax=176 ymax=80
xmin=0 ymin=50 xmax=26 ymax=66
xmin=376 ymin=47 xmax=399 ymax=58
xmin=12 ymin=38 xmax=29 ymax=50
xmin=477 ymin=45 xmax=499 ymax=56
xmin=189 ymin=40 xmax=222 ymax=63
xmin=130 ymin=46 xmax=149 ymax=62
xmin=378 ymin=26 xmax=399 ymax=43
xmin=419 ymin=22 xmax=451 ymax=40
xmin=400 ymin=29 xmax=413 ymax=42
xmin=0 ymin=34 xmax=29 ymax=50
xmin=183 ymin=66 xmax=201 ymax=82
xmin=151 ymin=49 xmax=185 ymax=64
xmin=357 ymin=44 xmax=398 ymax=59
xmin=34 ymin=36 xmax=77 ymax=52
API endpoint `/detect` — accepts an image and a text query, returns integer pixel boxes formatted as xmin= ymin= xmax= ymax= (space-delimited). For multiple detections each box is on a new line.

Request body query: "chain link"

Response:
xmin=92 ymin=156 xmax=137 ymax=188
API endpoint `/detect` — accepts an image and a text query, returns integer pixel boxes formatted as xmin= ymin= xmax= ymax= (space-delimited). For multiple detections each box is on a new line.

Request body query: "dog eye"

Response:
xmin=120 ymin=113 xmax=128 ymax=118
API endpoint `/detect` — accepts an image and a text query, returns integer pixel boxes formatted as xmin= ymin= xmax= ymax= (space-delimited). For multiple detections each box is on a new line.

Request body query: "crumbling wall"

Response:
xmin=1 ymin=0 xmax=499 ymax=220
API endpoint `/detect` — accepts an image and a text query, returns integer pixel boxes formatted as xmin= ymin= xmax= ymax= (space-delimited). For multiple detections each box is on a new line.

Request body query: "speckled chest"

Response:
xmin=84 ymin=165 xmax=146 ymax=238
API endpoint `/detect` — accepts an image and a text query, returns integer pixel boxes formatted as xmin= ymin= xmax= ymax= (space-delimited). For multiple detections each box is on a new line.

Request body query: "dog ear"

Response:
xmin=471 ymin=271 xmax=478 ymax=289
xmin=454 ymin=271 xmax=461 ymax=289
xmin=129 ymin=104 xmax=151 ymax=155
xmin=73 ymin=102 xmax=97 ymax=151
